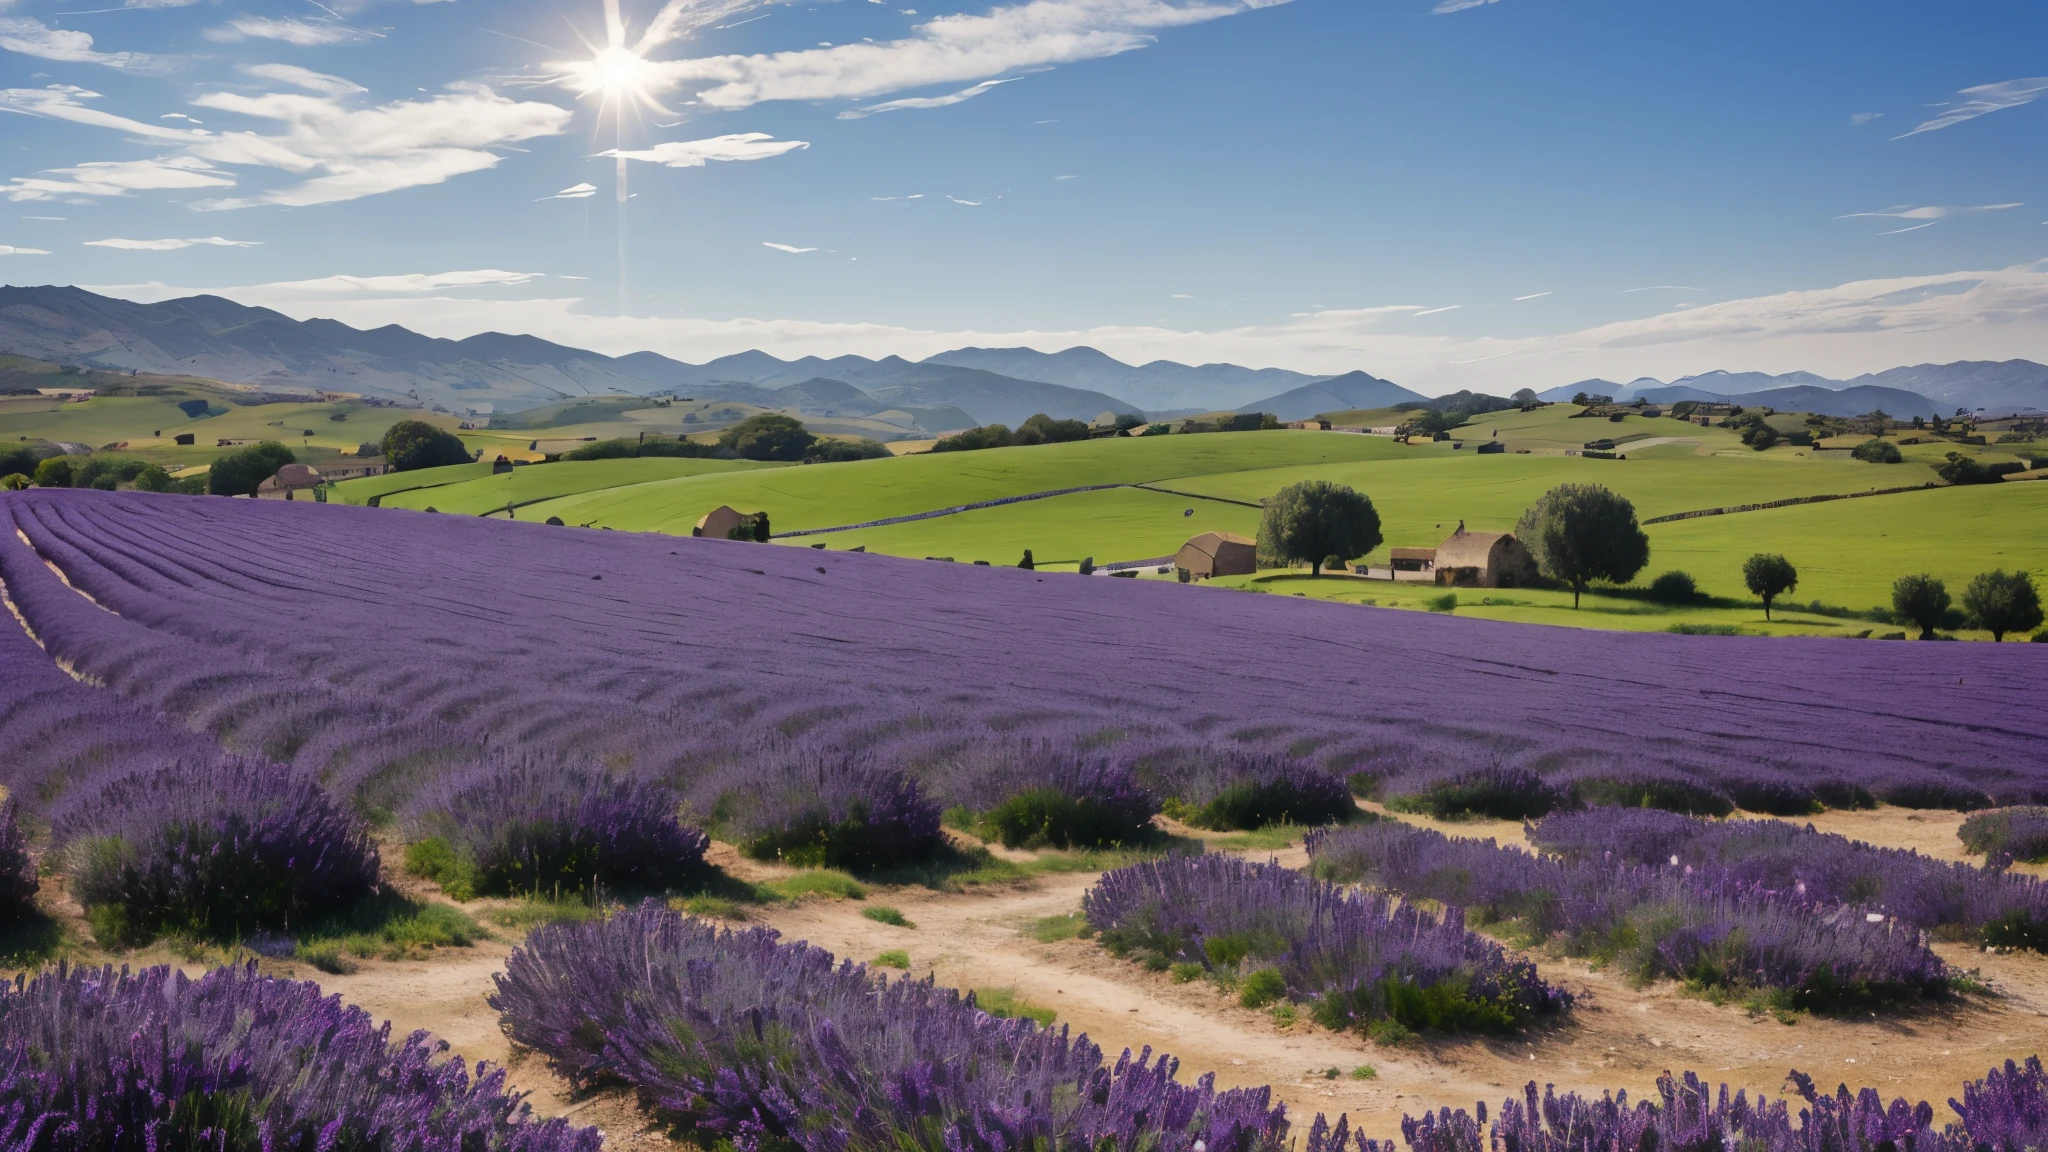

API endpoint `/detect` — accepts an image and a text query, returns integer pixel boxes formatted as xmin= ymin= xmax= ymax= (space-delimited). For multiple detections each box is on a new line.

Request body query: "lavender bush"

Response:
xmin=1082 ymin=854 xmax=1569 ymax=1034
xmin=0 ymin=961 xmax=598 ymax=1151
xmin=1530 ymin=807 xmax=2048 ymax=950
xmin=1138 ymin=747 xmax=1354 ymax=830
xmin=1306 ymin=822 xmax=1952 ymax=1010
xmin=1380 ymin=763 xmax=1564 ymax=822
xmin=690 ymin=747 xmax=944 ymax=871
xmin=492 ymin=903 xmax=1294 ymax=1152
xmin=52 ymin=758 xmax=380 ymax=944
xmin=1318 ymin=1061 xmax=2048 ymax=1152
xmin=403 ymin=755 xmax=706 ymax=899
xmin=937 ymin=744 xmax=1161 ymax=848
xmin=1960 ymin=806 xmax=2048 ymax=866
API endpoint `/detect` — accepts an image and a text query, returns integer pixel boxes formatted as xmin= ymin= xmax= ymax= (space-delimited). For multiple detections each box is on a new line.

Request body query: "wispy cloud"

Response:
xmin=1513 ymin=291 xmax=1551 ymax=301
xmin=871 ymin=193 xmax=925 ymax=200
xmin=1835 ymin=203 xmax=2022 ymax=234
xmin=1413 ymin=304 xmax=1461 ymax=316
xmin=0 ymin=16 xmax=153 ymax=68
xmin=85 ymin=236 xmax=261 ymax=250
xmin=206 ymin=16 xmax=378 ymax=45
xmin=1895 ymin=77 xmax=2048 ymax=138
xmin=1848 ymin=112 xmax=1883 ymax=126
xmin=610 ymin=0 xmax=1293 ymax=112
xmin=3 ymin=156 xmax=234 ymax=202
xmin=244 ymin=269 xmax=544 ymax=294
xmin=1431 ymin=0 xmax=1501 ymax=11
xmin=1621 ymin=285 xmax=1705 ymax=293
xmin=763 ymin=242 xmax=818 ymax=253
xmin=240 ymin=63 xmax=366 ymax=97
xmin=947 ymin=194 xmax=1000 ymax=205
xmin=538 ymin=182 xmax=598 ymax=200
xmin=0 ymin=246 xmax=50 ymax=256
xmin=1877 ymin=222 xmax=1938 ymax=236
xmin=599 ymin=133 xmax=809 ymax=167
xmin=0 ymin=85 xmax=207 ymax=141
xmin=837 ymin=76 xmax=1021 ymax=119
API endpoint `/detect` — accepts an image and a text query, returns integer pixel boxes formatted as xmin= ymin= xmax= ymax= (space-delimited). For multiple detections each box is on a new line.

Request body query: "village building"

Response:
xmin=1389 ymin=547 xmax=1437 ymax=581
xmin=693 ymin=505 xmax=750 ymax=539
xmin=1432 ymin=524 xmax=1538 ymax=588
xmin=1286 ymin=419 xmax=1331 ymax=431
xmin=491 ymin=454 xmax=515 ymax=474
xmin=1174 ymin=531 xmax=1257 ymax=581
xmin=255 ymin=463 xmax=322 ymax=501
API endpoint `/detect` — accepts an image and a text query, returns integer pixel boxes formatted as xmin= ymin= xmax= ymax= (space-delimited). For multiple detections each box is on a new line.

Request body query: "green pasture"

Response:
xmin=800 ymin=487 xmax=1262 ymax=567
xmin=524 ymin=430 xmax=1414 ymax=533
xmin=376 ymin=457 xmax=786 ymax=515
xmin=330 ymin=462 xmax=498 ymax=504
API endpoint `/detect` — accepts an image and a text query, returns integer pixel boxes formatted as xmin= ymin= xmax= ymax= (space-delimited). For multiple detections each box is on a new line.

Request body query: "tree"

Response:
xmin=1851 ymin=438 xmax=1902 ymax=464
xmin=1892 ymin=574 xmax=1951 ymax=640
xmin=1014 ymin=414 xmax=1090 ymax=445
xmin=753 ymin=510 xmax=772 ymax=542
xmin=929 ymin=424 xmax=1015 ymax=453
xmin=804 ymin=438 xmax=892 ymax=464
xmin=1571 ymin=392 xmax=1590 ymax=406
xmin=32 ymin=457 xmax=76 ymax=488
xmin=1257 ymin=481 xmax=1382 ymax=577
xmin=1018 ymin=549 xmax=1035 ymax=570
xmin=1511 ymin=388 xmax=1539 ymax=406
xmin=1515 ymin=483 xmax=1650 ymax=608
xmin=1742 ymin=554 xmax=1799 ymax=620
xmin=1741 ymin=423 xmax=1780 ymax=450
xmin=207 ymin=442 xmax=296 ymax=496
xmin=381 ymin=419 xmax=472 ymax=472
xmin=1936 ymin=452 xmax=2001 ymax=485
xmin=1963 ymin=569 xmax=2043 ymax=642
xmin=717 ymin=413 xmax=817 ymax=462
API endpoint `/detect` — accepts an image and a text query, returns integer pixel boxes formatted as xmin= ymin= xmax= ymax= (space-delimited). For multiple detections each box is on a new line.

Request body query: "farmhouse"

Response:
xmin=693 ymin=505 xmax=750 ymax=539
xmin=1389 ymin=547 xmax=1436 ymax=582
xmin=1175 ymin=531 xmax=1256 ymax=581
xmin=255 ymin=464 xmax=322 ymax=501
xmin=1433 ymin=525 xmax=1537 ymax=588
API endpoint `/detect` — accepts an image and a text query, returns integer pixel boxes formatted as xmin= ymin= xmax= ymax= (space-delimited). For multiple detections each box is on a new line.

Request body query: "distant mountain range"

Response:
xmin=4 ymin=285 xmax=2045 ymax=429
xmin=1538 ymin=364 xmax=2048 ymax=419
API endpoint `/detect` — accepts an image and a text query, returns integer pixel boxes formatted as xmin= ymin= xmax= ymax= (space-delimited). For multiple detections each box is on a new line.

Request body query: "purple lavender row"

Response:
xmin=1528 ymin=807 xmax=2048 ymax=947
xmin=491 ymin=903 xmax=1294 ymax=1152
xmin=1305 ymin=823 xmax=1952 ymax=1009
xmin=8 ymin=492 xmax=2042 ymax=833
xmin=0 ymin=962 xmax=598 ymax=1151
xmin=1315 ymin=1062 xmax=2048 ymax=1152
xmin=1960 ymin=807 xmax=2048 ymax=868
xmin=1082 ymin=854 xmax=1570 ymax=1033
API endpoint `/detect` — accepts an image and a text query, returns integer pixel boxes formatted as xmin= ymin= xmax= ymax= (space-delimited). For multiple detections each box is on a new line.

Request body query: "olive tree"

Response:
xmin=1962 ymin=569 xmax=2043 ymax=642
xmin=1742 ymin=554 xmax=1799 ymax=621
xmin=380 ymin=419 xmax=472 ymax=472
xmin=1256 ymin=481 xmax=1382 ymax=577
xmin=1891 ymin=574 xmax=1951 ymax=640
xmin=1515 ymin=483 xmax=1650 ymax=608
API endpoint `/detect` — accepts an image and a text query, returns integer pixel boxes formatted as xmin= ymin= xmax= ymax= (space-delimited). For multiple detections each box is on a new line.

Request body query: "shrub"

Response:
xmin=1383 ymin=763 xmax=1561 ymax=821
xmin=862 ymin=904 xmax=913 ymax=927
xmin=0 ymin=802 xmax=37 ymax=926
xmin=566 ymin=436 xmax=725 ymax=460
xmin=0 ymin=962 xmax=598 ymax=1151
xmin=694 ymin=749 xmax=944 ymax=871
xmin=493 ymin=905 xmax=1295 ymax=1152
xmin=1565 ymin=771 xmax=1735 ymax=817
xmin=930 ymin=424 xmax=1016 ymax=452
xmin=31 ymin=456 xmax=74 ymax=488
xmin=403 ymin=756 xmax=706 ymax=899
xmin=940 ymin=745 xmax=1161 ymax=848
xmin=1083 ymin=854 xmax=1569 ymax=1034
xmin=132 ymin=463 xmax=173 ymax=492
xmin=1959 ymin=807 xmax=2048 ymax=865
xmin=382 ymin=419 xmax=472 ymax=471
xmin=1646 ymin=570 xmax=1701 ymax=603
xmin=1014 ymin=413 xmax=1092 ymax=445
xmin=1145 ymin=748 xmax=1352 ymax=830
xmin=874 ymin=948 xmax=911 ymax=968
xmin=1852 ymin=437 xmax=1904 ymax=463
xmin=53 ymin=759 xmax=380 ymax=944
xmin=718 ymin=413 xmax=817 ymax=461
xmin=804 ymin=438 xmax=892 ymax=463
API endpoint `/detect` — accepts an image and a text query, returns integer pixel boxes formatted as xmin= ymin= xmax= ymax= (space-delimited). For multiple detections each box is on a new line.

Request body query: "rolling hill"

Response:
xmin=1238 ymin=371 xmax=1430 ymax=421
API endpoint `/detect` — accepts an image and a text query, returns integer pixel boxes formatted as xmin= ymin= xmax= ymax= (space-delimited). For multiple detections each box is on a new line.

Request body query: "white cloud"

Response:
xmin=1836 ymin=203 xmax=2021 ymax=221
xmin=0 ymin=16 xmax=151 ymax=68
xmin=241 ymin=64 xmax=367 ymax=97
xmin=539 ymin=181 xmax=599 ymax=200
xmin=1513 ymin=291 xmax=1551 ymax=301
xmin=587 ymin=0 xmax=1292 ymax=111
xmin=598 ymin=133 xmax=809 ymax=167
xmin=1877 ymin=222 xmax=1937 ymax=236
xmin=0 ymin=246 xmax=51 ymax=255
xmin=85 ymin=236 xmax=261 ymax=250
xmin=207 ymin=16 xmax=375 ymax=45
xmin=763 ymin=242 xmax=817 ymax=253
xmin=237 ymin=269 xmax=546 ymax=295
xmin=2 ymin=156 xmax=233 ymax=201
xmin=1895 ymin=77 xmax=2048 ymax=138
xmin=0 ymin=86 xmax=209 ymax=140
xmin=1848 ymin=112 xmax=1883 ymax=126
xmin=1431 ymin=0 xmax=1501 ymax=11
xmin=185 ymin=84 xmax=572 ymax=208
xmin=1413 ymin=304 xmax=1460 ymax=316
xmin=837 ymin=76 xmax=1020 ymax=119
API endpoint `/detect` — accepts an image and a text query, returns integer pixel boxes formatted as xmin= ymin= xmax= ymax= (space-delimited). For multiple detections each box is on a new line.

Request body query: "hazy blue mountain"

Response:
xmin=1235 ymin=371 xmax=1430 ymax=421
xmin=1634 ymin=382 xmax=1939 ymax=418
xmin=1847 ymin=360 xmax=2048 ymax=415
xmin=922 ymin=345 xmax=1329 ymax=412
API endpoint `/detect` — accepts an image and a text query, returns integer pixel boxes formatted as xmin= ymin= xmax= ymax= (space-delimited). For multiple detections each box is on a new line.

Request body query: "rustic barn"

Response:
xmin=1175 ymin=531 xmax=1257 ymax=580
xmin=1433 ymin=527 xmax=1538 ymax=588
xmin=255 ymin=464 xmax=322 ymax=502
xmin=1389 ymin=547 xmax=1437 ymax=582
xmin=693 ymin=505 xmax=749 ymax=539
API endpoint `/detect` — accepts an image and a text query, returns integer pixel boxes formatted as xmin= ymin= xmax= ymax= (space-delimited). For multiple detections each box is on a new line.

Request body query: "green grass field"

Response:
xmin=373 ymin=457 xmax=786 ymax=515
xmin=801 ymin=487 xmax=1262 ymax=567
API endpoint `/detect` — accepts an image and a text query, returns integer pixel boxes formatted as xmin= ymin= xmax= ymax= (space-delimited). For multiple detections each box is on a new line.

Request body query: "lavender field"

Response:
xmin=1 ymin=490 xmax=2042 ymax=825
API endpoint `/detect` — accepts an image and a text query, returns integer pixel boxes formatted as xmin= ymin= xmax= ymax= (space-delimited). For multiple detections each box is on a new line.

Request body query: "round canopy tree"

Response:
xmin=1891 ymin=574 xmax=1951 ymax=640
xmin=1742 ymin=554 xmax=1799 ymax=621
xmin=1514 ymin=483 xmax=1650 ymax=608
xmin=1256 ymin=481 xmax=1382 ymax=577
xmin=207 ymin=442 xmax=296 ymax=496
xmin=717 ymin=413 xmax=817 ymax=462
xmin=1962 ymin=569 xmax=2043 ymax=642
xmin=380 ymin=419 xmax=472 ymax=472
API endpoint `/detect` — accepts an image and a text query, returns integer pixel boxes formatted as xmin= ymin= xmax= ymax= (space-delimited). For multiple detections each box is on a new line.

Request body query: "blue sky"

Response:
xmin=1 ymin=0 xmax=2044 ymax=390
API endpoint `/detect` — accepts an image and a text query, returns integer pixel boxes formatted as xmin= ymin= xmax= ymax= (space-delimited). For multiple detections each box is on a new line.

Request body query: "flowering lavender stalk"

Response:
xmin=1083 ymin=854 xmax=1569 ymax=1033
xmin=0 ymin=961 xmax=599 ymax=1151
xmin=1960 ymin=807 xmax=2048 ymax=867
xmin=492 ymin=903 xmax=1293 ymax=1152
xmin=1139 ymin=747 xmax=1354 ymax=830
xmin=51 ymin=758 xmax=379 ymax=943
xmin=932 ymin=741 xmax=1161 ymax=847
xmin=403 ymin=754 xmax=706 ymax=899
